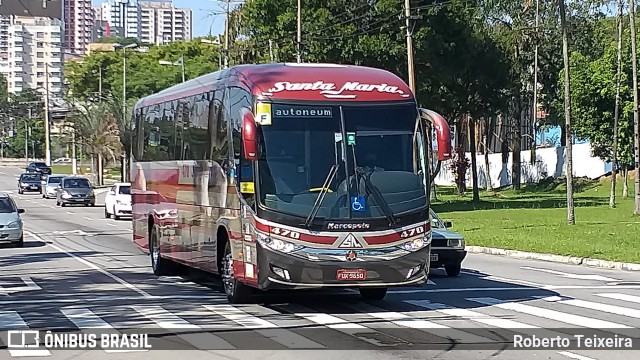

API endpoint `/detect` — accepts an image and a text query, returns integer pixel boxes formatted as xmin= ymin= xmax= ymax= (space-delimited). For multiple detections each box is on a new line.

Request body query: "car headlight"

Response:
xmin=62 ymin=191 xmax=72 ymax=199
xmin=7 ymin=221 xmax=20 ymax=229
xmin=20 ymin=182 xmax=27 ymax=187
xmin=398 ymin=232 xmax=432 ymax=252
xmin=448 ymin=239 xmax=465 ymax=248
xmin=256 ymin=232 xmax=304 ymax=253
xmin=116 ymin=200 xmax=122 ymax=204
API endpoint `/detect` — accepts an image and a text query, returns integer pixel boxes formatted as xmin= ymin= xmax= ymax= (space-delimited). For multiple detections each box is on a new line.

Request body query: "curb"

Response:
xmin=466 ymin=246 xmax=640 ymax=272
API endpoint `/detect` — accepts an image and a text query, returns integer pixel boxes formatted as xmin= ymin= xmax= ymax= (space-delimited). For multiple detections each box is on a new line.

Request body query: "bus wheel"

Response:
xmin=222 ymin=242 xmax=251 ymax=304
xmin=150 ymin=226 xmax=171 ymax=276
xmin=359 ymin=287 xmax=388 ymax=300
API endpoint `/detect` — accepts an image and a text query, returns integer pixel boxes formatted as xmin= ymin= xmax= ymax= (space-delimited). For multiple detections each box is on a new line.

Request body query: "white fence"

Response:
xmin=434 ymin=142 xmax=608 ymax=188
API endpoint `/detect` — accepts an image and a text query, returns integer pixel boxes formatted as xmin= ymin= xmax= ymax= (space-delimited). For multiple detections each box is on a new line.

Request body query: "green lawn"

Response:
xmin=432 ymin=176 xmax=640 ymax=264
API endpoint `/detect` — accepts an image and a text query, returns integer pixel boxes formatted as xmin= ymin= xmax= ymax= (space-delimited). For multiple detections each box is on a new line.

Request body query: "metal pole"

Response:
xmin=44 ymin=63 xmax=51 ymax=166
xmin=181 ymin=55 xmax=185 ymax=82
xmin=531 ymin=0 xmax=539 ymax=163
xmin=71 ymin=127 xmax=77 ymax=175
xmin=296 ymin=0 xmax=301 ymax=63
xmin=122 ymin=48 xmax=127 ymax=183
xmin=404 ymin=0 xmax=415 ymax=93
xmin=224 ymin=0 xmax=230 ymax=68
xmin=99 ymin=64 xmax=102 ymax=97
xmin=25 ymin=112 xmax=29 ymax=162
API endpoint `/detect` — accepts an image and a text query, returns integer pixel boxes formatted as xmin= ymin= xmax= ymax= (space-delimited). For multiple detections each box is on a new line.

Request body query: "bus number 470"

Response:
xmin=401 ymin=226 xmax=424 ymax=238
xmin=271 ymin=227 xmax=301 ymax=239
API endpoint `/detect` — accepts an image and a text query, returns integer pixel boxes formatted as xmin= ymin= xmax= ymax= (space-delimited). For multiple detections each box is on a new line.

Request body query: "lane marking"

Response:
xmin=467 ymin=297 xmax=631 ymax=329
xmin=107 ymin=223 xmax=117 ymax=227
xmin=595 ymin=293 xmax=640 ymax=304
xmin=0 ymin=277 xmax=41 ymax=295
xmin=520 ymin=266 xmax=620 ymax=282
xmin=83 ymin=217 xmax=93 ymax=221
xmin=0 ymin=311 xmax=52 ymax=356
xmin=459 ymin=271 xmax=544 ymax=287
xmin=25 ymin=231 xmax=154 ymax=299
xmin=541 ymin=295 xmax=640 ymax=319
xmin=390 ymin=284 xmax=640 ymax=294
xmin=66 ymin=211 xmax=73 ymax=215
xmin=60 ymin=308 xmax=147 ymax=353
xmin=558 ymin=351 xmax=597 ymax=360
xmin=132 ymin=305 xmax=235 ymax=349
xmin=203 ymin=304 xmax=325 ymax=349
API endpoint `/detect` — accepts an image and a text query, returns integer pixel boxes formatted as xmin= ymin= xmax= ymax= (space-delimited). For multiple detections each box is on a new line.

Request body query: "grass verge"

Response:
xmin=432 ymin=176 xmax=640 ymax=264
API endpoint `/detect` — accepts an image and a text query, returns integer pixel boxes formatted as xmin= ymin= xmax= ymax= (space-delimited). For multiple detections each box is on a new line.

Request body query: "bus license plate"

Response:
xmin=337 ymin=269 xmax=366 ymax=281
xmin=430 ymin=254 xmax=438 ymax=261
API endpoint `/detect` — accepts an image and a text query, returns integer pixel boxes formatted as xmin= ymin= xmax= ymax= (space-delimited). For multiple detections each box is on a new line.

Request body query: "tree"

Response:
xmin=559 ymin=0 xmax=575 ymax=225
xmin=630 ymin=0 xmax=640 ymax=215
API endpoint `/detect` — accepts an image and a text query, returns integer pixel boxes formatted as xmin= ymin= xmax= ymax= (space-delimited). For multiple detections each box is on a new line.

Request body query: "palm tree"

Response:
xmin=69 ymin=101 xmax=121 ymax=185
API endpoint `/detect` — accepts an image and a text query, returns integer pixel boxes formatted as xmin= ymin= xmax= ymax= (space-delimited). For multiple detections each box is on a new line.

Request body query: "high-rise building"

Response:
xmin=139 ymin=0 xmax=192 ymax=45
xmin=0 ymin=16 xmax=63 ymax=98
xmin=63 ymin=0 xmax=94 ymax=54
xmin=101 ymin=0 xmax=141 ymax=39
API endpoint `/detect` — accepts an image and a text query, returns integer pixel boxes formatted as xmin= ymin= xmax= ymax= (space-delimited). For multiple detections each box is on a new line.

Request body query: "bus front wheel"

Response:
xmin=150 ymin=226 xmax=173 ymax=276
xmin=222 ymin=242 xmax=251 ymax=304
xmin=359 ymin=287 xmax=388 ymax=300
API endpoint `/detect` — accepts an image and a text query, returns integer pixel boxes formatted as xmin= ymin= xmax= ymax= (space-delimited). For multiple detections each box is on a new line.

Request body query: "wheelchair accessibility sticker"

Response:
xmin=351 ymin=196 xmax=366 ymax=212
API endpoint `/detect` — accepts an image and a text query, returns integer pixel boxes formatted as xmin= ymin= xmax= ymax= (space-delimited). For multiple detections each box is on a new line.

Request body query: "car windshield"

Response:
xmin=0 ymin=198 xmax=16 ymax=213
xmin=34 ymin=162 xmax=47 ymax=167
xmin=430 ymin=209 xmax=446 ymax=229
xmin=256 ymin=102 xmax=428 ymax=220
xmin=22 ymin=174 xmax=40 ymax=181
xmin=48 ymin=177 xmax=63 ymax=184
xmin=64 ymin=178 xmax=91 ymax=188
xmin=119 ymin=186 xmax=131 ymax=195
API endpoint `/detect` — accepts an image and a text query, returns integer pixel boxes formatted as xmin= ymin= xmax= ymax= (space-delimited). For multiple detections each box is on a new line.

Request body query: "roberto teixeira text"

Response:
xmin=7 ymin=330 xmax=152 ymax=349
xmin=513 ymin=334 xmax=634 ymax=349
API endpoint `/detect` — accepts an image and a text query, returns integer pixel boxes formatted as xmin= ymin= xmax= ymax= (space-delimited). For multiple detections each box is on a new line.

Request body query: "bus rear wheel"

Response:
xmin=221 ymin=242 xmax=251 ymax=304
xmin=359 ymin=287 xmax=388 ymax=300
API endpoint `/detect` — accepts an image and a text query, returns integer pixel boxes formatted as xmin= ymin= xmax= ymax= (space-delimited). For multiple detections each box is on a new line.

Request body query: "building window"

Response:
xmin=37 ymin=82 xmax=43 ymax=87
xmin=37 ymin=72 xmax=44 ymax=77
xmin=37 ymin=62 xmax=43 ymax=68
xmin=37 ymin=32 xmax=44 ymax=38
xmin=37 ymin=42 xmax=44 ymax=48
xmin=37 ymin=52 xmax=44 ymax=58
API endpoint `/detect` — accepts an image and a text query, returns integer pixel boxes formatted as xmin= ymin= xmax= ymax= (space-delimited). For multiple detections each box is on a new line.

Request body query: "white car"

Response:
xmin=104 ymin=182 xmax=132 ymax=220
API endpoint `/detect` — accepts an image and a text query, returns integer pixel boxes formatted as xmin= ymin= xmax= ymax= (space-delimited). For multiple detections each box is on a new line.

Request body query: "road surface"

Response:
xmin=0 ymin=168 xmax=638 ymax=360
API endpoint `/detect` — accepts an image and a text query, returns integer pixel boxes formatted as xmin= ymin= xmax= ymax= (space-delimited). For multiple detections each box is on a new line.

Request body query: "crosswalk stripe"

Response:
xmin=405 ymin=300 xmax=537 ymax=328
xmin=595 ymin=293 xmax=640 ymax=304
xmin=540 ymin=296 xmax=640 ymax=319
xmin=341 ymin=302 xmax=493 ymax=344
xmin=131 ymin=305 xmax=235 ymax=349
xmin=466 ymin=297 xmax=631 ymax=329
xmin=0 ymin=311 xmax=51 ymax=357
xmin=203 ymin=305 xmax=325 ymax=349
xmin=60 ymin=308 xmax=147 ymax=353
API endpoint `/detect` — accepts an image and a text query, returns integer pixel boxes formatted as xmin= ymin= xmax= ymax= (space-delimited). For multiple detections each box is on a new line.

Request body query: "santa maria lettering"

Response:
xmin=266 ymin=81 xmax=406 ymax=98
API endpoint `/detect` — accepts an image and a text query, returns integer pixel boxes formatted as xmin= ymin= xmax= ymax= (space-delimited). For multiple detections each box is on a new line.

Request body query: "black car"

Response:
xmin=55 ymin=176 xmax=95 ymax=207
xmin=26 ymin=162 xmax=52 ymax=177
xmin=18 ymin=172 xmax=43 ymax=194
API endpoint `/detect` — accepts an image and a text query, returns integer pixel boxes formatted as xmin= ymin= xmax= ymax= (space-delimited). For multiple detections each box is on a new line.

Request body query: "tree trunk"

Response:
xmin=512 ymin=99 xmax=522 ymax=190
xmin=97 ymin=153 xmax=104 ymax=186
xmin=559 ymin=0 xmax=575 ymax=225
xmin=623 ymin=165 xmax=629 ymax=197
xmin=484 ymin=116 xmax=492 ymax=191
xmin=90 ymin=155 xmax=96 ymax=185
xmin=629 ymin=0 xmax=640 ymax=215
xmin=469 ymin=116 xmax=480 ymax=202
xmin=611 ymin=0 xmax=624 ymax=208
xmin=430 ymin=161 xmax=441 ymax=201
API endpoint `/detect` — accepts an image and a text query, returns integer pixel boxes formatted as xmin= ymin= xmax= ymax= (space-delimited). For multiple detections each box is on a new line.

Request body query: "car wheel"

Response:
xmin=359 ymin=287 xmax=388 ymax=300
xmin=15 ymin=235 xmax=24 ymax=248
xmin=222 ymin=241 xmax=252 ymax=304
xmin=18 ymin=189 xmax=23 ymax=194
xmin=104 ymin=208 xmax=110 ymax=218
xmin=114 ymin=207 xmax=120 ymax=220
xmin=445 ymin=264 xmax=461 ymax=277
xmin=61 ymin=202 xmax=66 ymax=207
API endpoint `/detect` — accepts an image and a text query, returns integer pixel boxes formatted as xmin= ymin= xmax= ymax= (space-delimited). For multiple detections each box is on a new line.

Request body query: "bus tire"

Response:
xmin=221 ymin=241 xmax=251 ymax=304
xmin=359 ymin=287 xmax=388 ymax=300
xmin=150 ymin=226 xmax=172 ymax=276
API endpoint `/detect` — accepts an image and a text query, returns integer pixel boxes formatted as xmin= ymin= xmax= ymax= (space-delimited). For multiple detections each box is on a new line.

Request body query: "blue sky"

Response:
xmin=92 ymin=0 xmax=227 ymax=37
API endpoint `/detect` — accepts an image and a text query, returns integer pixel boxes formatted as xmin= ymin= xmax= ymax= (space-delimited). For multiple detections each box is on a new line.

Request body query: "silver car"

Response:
xmin=0 ymin=193 xmax=25 ymax=247
xmin=43 ymin=175 xmax=65 ymax=199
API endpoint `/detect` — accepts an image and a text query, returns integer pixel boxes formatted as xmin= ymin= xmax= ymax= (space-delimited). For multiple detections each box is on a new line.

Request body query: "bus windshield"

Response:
xmin=256 ymin=102 xmax=428 ymax=221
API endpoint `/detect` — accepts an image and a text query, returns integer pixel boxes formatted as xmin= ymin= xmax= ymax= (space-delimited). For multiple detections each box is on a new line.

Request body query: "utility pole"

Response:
xmin=269 ymin=39 xmax=274 ymax=62
xmin=224 ymin=0 xmax=230 ymax=68
xmin=44 ymin=63 xmax=51 ymax=166
xmin=26 ymin=109 xmax=30 ymax=161
xmin=630 ymin=0 xmax=640 ymax=215
xmin=296 ymin=0 xmax=301 ymax=63
xmin=531 ymin=0 xmax=539 ymax=164
xmin=99 ymin=64 xmax=102 ymax=97
xmin=404 ymin=0 xmax=415 ymax=93
xmin=559 ymin=0 xmax=575 ymax=225
xmin=180 ymin=55 xmax=185 ymax=82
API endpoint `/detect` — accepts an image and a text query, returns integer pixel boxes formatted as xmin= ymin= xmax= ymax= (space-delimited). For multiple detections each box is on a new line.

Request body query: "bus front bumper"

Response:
xmin=255 ymin=245 xmax=431 ymax=290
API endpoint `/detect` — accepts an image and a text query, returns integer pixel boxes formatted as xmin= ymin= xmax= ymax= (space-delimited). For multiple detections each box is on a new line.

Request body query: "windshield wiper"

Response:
xmin=304 ymin=163 xmax=340 ymax=229
xmin=357 ymin=167 xmax=399 ymax=227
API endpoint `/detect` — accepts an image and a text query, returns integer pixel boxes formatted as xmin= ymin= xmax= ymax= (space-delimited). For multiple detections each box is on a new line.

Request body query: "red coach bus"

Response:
xmin=130 ymin=63 xmax=452 ymax=303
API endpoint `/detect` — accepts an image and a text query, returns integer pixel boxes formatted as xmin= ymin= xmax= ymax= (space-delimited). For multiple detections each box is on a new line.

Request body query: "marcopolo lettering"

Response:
xmin=272 ymin=105 xmax=333 ymax=118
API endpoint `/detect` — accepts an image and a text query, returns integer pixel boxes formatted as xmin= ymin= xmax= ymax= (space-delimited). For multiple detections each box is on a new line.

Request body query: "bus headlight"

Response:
xmin=256 ymin=232 xmax=304 ymax=253
xmin=398 ymin=233 xmax=431 ymax=252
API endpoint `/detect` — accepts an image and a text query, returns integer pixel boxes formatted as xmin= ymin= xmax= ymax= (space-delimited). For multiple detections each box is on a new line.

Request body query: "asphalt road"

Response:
xmin=0 ymin=168 xmax=639 ymax=360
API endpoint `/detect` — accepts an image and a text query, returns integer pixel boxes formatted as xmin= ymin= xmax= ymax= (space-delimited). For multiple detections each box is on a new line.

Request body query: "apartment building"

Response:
xmin=0 ymin=16 xmax=63 ymax=99
xmin=100 ymin=0 xmax=142 ymax=39
xmin=63 ymin=0 xmax=94 ymax=55
xmin=139 ymin=0 xmax=192 ymax=45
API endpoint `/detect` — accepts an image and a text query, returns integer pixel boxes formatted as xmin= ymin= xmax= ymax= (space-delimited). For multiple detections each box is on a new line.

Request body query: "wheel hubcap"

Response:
xmin=151 ymin=233 xmax=159 ymax=270
xmin=222 ymin=252 xmax=234 ymax=296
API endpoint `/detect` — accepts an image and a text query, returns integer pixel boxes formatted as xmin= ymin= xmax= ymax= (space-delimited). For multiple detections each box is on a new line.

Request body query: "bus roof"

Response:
xmin=134 ymin=63 xmax=414 ymax=109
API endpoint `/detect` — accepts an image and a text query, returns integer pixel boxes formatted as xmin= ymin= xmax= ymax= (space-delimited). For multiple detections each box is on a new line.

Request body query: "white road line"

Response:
xmin=390 ymin=284 xmax=640 ymax=294
xmin=48 ymin=206 xmax=56 ymax=209
xmin=107 ymin=223 xmax=117 ymax=227
xmin=459 ymin=271 xmax=544 ymax=287
xmin=406 ymin=300 xmax=537 ymax=329
xmin=520 ymin=266 xmax=620 ymax=282
xmin=132 ymin=305 xmax=235 ymax=349
xmin=595 ymin=293 xmax=640 ymax=304
xmin=203 ymin=304 xmax=324 ymax=349
xmin=467 ymin=297 xmax=631 ymax=329
xmin=557 ymin=351 xmax=597 ymax=360
xmin=83 ymin=217 xmax=92 ymax=221
xmin=541 ymin=296 xmax=640 ymax=319
xmin=26 ymin=231 xmax=154 ymax=299
xmin=0 ymin=311 xmax=52 ymax=356
xmin=61 ymin=308 xmax=147 ymax=353
xmin=66 ymin=211 xmax=73 ymax=215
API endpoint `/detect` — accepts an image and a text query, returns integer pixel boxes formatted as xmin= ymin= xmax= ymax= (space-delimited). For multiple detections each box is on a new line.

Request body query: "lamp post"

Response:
xmin=201 ymin=38 xmax=223 ymax=69
xmin=159 ymin=55 xmax=185 ymax=82
xmin=114 ymin=43 xmax=137 ymax=183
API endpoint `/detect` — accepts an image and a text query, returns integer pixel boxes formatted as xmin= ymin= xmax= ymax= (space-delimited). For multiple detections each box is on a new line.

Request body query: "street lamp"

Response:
xmin=201 ymin=38 xmax=223 ymax=69
xmin=159 ymin=55 xmax=186 ymax=83
xmin=114 ymin=43 xmax=137 ymax=183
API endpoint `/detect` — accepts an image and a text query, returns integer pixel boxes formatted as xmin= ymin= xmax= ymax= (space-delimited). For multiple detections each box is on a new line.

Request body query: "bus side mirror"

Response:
xmin=242 ymin=109 xmax=258 ymax=161
xmin=421 ymin=109 xmax=452 ymax=160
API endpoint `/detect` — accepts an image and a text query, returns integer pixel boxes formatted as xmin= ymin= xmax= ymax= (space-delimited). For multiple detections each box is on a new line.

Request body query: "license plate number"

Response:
xmin=337 ymin=269 xmax=366 ymax=281
xmin=430 ymin=254 xmax=438 ymax=261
